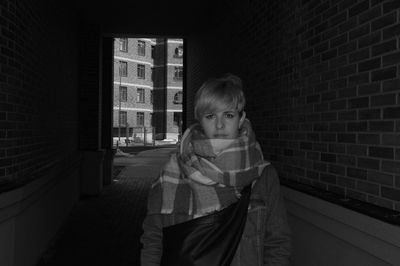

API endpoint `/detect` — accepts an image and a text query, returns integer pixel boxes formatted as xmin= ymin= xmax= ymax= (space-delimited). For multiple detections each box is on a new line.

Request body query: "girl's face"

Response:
xmin=199 ymin=107 xmax=245 ymax=139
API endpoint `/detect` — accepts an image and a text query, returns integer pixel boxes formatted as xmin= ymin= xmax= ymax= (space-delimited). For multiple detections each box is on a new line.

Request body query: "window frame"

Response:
xmin=173 ymin=112 xmax=182 ymax=127
xmin=173 ymin=91 xmax=183 ymax=104
xmin=174 ymin=66 xmax=183 ymax=80
xmin=174 ymin=45 xmax=183 ymax=58
xmin=151 ymin=45 xmax=155 ymax=59
xmin=119 ymin=111 xmax=127 ymax=127
xmin=119 ymin=86 xmax=127 ymax=102
xmin=119 ymin=38 xmax=128 ymax=52
xmin=137 ymin=88 xmax=145 ymax=103
xmin=137 ymin=64 xmax=145 ymax=79
xmin=119 ymin=61 xmax=128 ymax=77
xmin=138 ymin=40 xmax=146 ymax=56
xmin=137 ymin=112 xmax=144 ymax=126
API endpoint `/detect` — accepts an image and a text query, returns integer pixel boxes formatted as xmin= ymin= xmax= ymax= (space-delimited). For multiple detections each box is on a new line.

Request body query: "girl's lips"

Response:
xmin=214 ymin=134 xmax=228 ymax=138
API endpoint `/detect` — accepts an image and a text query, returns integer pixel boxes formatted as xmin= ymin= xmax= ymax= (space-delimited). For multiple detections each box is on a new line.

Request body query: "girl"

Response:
xmin=141 ymin=74 xmax=291 ymax=266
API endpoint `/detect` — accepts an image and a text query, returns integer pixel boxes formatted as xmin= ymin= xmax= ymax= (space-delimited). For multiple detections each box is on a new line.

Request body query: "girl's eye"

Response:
xmin=205 ymin=114 xmax=215 ymax=119
xmin=225 ymin=113 xmax=235 ymax=119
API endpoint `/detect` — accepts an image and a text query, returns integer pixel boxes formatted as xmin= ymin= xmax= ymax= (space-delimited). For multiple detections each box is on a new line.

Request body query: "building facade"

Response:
xmin=113 ymin=38 xmax=183 ymax=143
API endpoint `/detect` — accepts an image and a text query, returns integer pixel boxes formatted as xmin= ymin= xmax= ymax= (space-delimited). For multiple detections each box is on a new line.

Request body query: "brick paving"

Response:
xmin=37 ymin=147 xmax=175 ymax=266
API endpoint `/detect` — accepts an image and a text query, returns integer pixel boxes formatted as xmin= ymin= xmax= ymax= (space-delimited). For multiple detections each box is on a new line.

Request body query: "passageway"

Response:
xmin=1 ymin=1 xmax=400 ymax=266
xmin=37 ymin=147 xmax=175 ymax=266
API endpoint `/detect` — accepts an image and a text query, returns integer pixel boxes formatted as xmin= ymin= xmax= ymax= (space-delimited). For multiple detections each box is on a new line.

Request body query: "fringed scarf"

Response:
xmin=147 ymin=119 xmax=269 ymax=218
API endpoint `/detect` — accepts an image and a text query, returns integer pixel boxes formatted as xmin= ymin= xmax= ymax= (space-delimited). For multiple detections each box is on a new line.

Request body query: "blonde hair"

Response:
xmin=194 ymin=73 xmax=246 ymax=120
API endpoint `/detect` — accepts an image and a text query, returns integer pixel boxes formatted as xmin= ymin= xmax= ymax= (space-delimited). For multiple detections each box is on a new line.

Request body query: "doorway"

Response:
xmin=112 ymin=37 xmax=184 ymax=149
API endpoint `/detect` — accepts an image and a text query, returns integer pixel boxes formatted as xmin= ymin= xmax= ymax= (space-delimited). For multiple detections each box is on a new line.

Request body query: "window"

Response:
xmin=137 ymin=88 xmax=145 ymax=103
xmin=137 ymin=64 xmax=145 ymax=79
xmin=137 ymin=112 xmax=144 ymax=126
xmin=119 ymin=111 xmax=127 ymax=126
xmin=174 ymin=45 xmax=183 ymax=57
xmin=174 ymin=66 xmax=183 ymax=80
xmin=119 ymin=38 xmax=128 ymax=52
xmin=119 ymin=86 xmax=127 ymax=102
xmin=151 ymin=67 xmax=154 ymax=81
xmin=173 ymin=91 xmax=183 ymax=104
xmin=173 ymin=112 xmax=182 ymax=127
xmin=151 ymin=45 xmax=155 ymax=58
xmin=119 ymin=61 xmax=127 ymax=77
xmin=150 ymin=113 xmax=153 ymax=126
xmin=138 ymin=40 xmax=146 ymax=56
xmin=150 ymin=90 xmax=153 ymax=104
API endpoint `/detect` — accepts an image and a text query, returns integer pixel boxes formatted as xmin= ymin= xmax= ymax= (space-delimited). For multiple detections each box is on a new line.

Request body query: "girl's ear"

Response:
xmin=239 ymin=111 xmax=246 ymax=128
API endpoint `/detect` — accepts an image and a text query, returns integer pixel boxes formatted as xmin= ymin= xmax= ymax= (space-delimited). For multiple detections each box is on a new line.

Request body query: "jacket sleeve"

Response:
xmin=263 ymin=165 xmax=292 ymax=266
xmin=140 ymin=213 xmax=163 ymax=266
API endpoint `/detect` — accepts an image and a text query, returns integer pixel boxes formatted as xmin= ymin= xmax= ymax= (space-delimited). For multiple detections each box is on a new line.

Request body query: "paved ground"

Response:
xmin=37 ymin=146 xmax=176 ymax=266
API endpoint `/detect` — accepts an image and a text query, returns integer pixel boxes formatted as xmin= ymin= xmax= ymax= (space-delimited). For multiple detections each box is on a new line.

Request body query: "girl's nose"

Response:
xmin=216 ymin=117 xmax=224 ymax=129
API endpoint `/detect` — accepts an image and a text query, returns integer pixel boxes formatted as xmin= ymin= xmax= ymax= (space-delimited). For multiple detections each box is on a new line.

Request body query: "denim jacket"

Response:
xmin=140 ymin=164 xmax=291 ymax=266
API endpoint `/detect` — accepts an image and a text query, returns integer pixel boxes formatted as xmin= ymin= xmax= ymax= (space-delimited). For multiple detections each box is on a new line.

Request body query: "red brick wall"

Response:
xmin=0 ymin=0 xmax=79 ymax=190
xmin=187 ymin=0 xmax=400 ymax=210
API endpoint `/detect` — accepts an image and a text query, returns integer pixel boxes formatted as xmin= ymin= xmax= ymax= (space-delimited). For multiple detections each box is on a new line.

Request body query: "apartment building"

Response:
xmin=113 ymin=38 xmax=183 ymax=143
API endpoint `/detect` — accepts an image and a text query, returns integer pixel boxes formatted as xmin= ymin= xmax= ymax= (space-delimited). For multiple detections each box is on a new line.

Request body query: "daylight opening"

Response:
xmin=113 ymin=38 xmax=184 ymax=148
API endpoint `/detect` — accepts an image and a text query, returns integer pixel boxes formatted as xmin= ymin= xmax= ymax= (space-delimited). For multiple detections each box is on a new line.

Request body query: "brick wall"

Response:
xmin=0 ymin=0 xmax=79 ymax=190
xmin=187 ymin=0 xmax=400 ymax=210
xmin=186 ymin=31 xmax=230 ymax=125
xmin=78 ymin=22 xmax=102 ymax=150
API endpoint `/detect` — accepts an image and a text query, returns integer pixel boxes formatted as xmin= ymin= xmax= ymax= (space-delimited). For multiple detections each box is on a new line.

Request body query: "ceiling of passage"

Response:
xmin=76 ymin=0 xmax=224 ymax=36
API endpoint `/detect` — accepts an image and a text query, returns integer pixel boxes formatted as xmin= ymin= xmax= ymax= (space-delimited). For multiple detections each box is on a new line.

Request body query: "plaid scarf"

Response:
xmin=147 ymin=119 xmax=269 ymax=217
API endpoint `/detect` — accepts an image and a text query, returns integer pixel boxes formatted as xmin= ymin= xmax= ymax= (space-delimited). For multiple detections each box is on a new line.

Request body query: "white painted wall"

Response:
xmin=282 ymin=186 xmax=400 ymax=266
xmin=0 ymin=159 xmax=80 ymax=266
